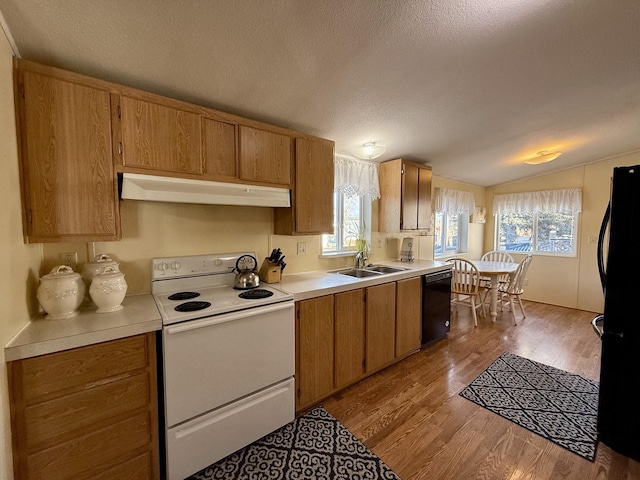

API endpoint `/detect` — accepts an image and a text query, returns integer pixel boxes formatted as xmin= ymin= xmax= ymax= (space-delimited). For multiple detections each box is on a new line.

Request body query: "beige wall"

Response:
xmin=485 ymin=150 xmax=640 ymax=313
xmin=0 ymin=31 xmax=42 ymax=480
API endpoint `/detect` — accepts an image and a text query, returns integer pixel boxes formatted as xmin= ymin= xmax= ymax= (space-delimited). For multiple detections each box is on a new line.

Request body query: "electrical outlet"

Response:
xmin=59 ymin=252 xmax=78 ymax=267
xmin=297 ymin=242 xmax=308 ymax=255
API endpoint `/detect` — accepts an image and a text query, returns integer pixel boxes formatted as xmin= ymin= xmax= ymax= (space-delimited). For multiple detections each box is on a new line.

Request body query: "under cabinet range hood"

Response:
xmin=120 ymin=173 xmax=291 ymax=207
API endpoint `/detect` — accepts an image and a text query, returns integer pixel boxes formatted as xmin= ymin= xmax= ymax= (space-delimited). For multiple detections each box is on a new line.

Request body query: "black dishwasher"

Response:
xmin=422 ymin=269 xmax=452 ymax=347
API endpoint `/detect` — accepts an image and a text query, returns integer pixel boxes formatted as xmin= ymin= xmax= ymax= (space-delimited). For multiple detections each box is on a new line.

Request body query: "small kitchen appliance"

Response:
xmin=151 ymin=252 xmax=295 ymax=479
xmin=400 ymin=237 xmax=414 ymax=262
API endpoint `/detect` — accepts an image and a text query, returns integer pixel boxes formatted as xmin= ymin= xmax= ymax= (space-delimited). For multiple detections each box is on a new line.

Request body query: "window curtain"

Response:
xmin=334 ymin=154 xmax=380 ymax=199
xmin=493 ymin=188 xmax=582 ymax=214
xmin=434 ymin=187 xmax=476 ymax=214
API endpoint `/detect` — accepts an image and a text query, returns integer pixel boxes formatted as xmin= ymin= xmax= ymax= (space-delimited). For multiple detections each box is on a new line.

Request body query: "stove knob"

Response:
xmin=214 ymin=259 xmax=222 ymax=266
xmin=171 ymin=261 xmax=181 ymax=272
xmin=157 ymin=262 xmax=169 ymax=273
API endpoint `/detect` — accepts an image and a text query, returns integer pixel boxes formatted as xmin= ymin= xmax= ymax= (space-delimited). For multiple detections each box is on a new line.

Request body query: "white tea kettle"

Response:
xmin=233 ymin=254 xmax=260 ymax=290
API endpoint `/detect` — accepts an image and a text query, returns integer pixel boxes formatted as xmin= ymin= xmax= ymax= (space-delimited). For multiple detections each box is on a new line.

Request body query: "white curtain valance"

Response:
xmin=434 ymin=187 xmax=476 ymax=215
xmin=493 ymin=188 xmax=582 ymax=214
xmin=334 ymin=154 xmax=380 ymax=199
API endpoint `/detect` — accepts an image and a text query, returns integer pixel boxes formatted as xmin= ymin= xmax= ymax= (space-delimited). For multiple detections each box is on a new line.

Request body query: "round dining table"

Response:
xmin=469 ymin=260 xmax=519 ymax=321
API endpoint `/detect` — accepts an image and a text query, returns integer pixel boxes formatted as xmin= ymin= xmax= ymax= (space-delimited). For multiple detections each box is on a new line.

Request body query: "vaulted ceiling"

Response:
xmin=1 ymin=0 xmax=639 ymax=187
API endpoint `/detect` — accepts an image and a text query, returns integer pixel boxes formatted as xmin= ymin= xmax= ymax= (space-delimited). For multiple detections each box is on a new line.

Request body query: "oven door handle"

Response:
xmin=164 ymin=301 xmax=294 ymax=334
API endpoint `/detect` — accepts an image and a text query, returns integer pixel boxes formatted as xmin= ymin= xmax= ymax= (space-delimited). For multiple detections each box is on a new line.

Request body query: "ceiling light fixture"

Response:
xmin=523 ymin=150 xmax=562 ymax=165
xmin=353 ymin=142 xmax=386 ymax=160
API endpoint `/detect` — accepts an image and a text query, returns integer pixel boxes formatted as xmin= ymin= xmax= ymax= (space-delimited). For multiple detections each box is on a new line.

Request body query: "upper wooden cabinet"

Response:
xmin=379 ymin=159 xmax=432 ymax=232
xmin=238 ymin=125 xmax=291 ymax=186
xmin=274 ymin=136 xmax=334 ymax=235
xmin=118 ymin=96 xmax=202 ymax=175
xmin=15 ymin=60 xmax=120 ymax=243
xmin=202 ymin=117 xmax=237 ymax=181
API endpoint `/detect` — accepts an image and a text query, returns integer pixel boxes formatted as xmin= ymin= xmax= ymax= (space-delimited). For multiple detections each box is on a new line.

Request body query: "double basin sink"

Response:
xmin=331 ymin=264 xmax=409 ymax=278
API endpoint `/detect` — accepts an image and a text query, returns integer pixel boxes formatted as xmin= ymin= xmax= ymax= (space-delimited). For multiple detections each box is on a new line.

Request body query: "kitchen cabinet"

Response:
xmin=296 ymin=295 xmax=335 ymax=410
xmin=8 ymin=333 xmax=160 ymax=480
xmin=274 ymin=136 xmax=335 ymax=235
xmin=117 ymin=95 xmax=202 ymax=175
xmin=202 ymin=116 xmax=238 ymax=181
xmin=334 ymin=289 xmax=365 ymax=388
xmin=395 ymin=277 xmax=423 ymax=358
xmin=366 ymin=282 xmax=397 ymax=372
xmin=379 ymin=158 xmax=432 ymax=232
xmin=14 ymin=59 xmax=120 ymax=243
xmin=239 ymin=125 xmax=291 ymax=187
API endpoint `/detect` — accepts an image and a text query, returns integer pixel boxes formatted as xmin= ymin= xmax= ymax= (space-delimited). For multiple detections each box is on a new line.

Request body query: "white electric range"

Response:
xmin=151 ymin=253 xmax=295 ymax=480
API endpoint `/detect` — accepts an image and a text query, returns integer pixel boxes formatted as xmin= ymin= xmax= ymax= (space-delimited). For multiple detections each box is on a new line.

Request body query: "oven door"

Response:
xmin=162 ymin=301 xmax=294 ymax=428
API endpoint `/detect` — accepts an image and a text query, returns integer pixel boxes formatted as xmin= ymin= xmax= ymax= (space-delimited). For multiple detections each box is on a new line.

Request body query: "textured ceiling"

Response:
xmin=1 ymin=0 xmax=639 ymax=187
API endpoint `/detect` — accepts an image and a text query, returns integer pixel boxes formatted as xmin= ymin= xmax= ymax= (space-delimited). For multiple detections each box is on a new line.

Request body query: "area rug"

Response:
xmin=459 ymin=352 xmax=599 ymax=461
xmin=188 ymin=406 xmax=401 ymax=479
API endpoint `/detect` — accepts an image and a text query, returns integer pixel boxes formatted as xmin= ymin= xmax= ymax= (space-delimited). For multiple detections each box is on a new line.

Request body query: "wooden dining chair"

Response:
xmin=498 ymin=254 xmax=533 ymax=325
xmin=479 ymin=250 xmax=515 ymax=305
xmin=447 ymin=258 xmax=485 ymax=327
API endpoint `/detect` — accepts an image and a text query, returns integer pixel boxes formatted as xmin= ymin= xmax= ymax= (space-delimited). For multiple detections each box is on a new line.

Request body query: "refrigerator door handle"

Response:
xmin=597 ymin=202 xmax=611 ymax=291
xmin=592 ymin=314 xmax=604 ymax=339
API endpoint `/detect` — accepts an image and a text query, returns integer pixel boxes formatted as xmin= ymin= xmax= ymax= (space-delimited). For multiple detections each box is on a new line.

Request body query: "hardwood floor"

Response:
xmin=323 ymin=301 xmax=640 ymax=479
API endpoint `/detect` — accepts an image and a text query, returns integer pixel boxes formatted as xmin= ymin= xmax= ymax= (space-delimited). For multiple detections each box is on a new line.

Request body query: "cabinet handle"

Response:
xmin=118 ymin=142 xmax=123 ymax=155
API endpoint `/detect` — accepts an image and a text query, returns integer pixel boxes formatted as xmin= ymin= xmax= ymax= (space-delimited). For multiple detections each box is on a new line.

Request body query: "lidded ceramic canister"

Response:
xmin=89 ymin=265 xmax=128 ymax=313
xmin=82 ymin=254 xmax=119 ymax=286
xmin=37 ymin=265 xmax=85 ymax=320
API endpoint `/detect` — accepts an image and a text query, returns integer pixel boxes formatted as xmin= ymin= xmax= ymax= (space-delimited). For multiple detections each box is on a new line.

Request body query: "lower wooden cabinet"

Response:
xmin=296 ymin=277 xmax=423 ymax=412
xmin=365 ymin=283 xmax=397 ymax=372
xmin=296 ymin=295 xmax=335 ymax=410
xmin=395 ymin=277 xmax=423 ymax=357
xmin=8 ymin=333 xmax=160 ymax=480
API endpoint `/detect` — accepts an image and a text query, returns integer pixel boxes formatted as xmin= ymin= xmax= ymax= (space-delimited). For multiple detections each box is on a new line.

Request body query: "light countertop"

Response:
xmin=278 ymin=259 xmax=451 ymax=301
xmin=4 ymin=293 xmax=162 ymax=362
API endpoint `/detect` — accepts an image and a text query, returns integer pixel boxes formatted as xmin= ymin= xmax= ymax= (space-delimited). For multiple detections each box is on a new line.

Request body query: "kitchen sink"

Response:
xmin=333 ymin=264 xmax=410 ymax=278
xmin=336 ymin=268 xmax=383 ymax=278
xmin=365 ymin=265 xmax=409 ymax=273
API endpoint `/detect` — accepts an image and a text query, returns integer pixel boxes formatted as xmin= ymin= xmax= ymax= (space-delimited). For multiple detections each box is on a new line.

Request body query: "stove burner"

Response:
xmin=174 ymin=301 xmax=211 ymax=312
xmin=168 ymin=291 xmax=200 ymax=301
xmin=238 ymin=289 xmax=274 ymax=300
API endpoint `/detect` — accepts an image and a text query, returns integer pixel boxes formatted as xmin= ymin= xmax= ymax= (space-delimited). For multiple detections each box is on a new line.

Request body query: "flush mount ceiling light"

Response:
xmin=353 ymin=142 xmax=386 ymax=160
xmin=523 ymin=150 xmax=563 ymax=165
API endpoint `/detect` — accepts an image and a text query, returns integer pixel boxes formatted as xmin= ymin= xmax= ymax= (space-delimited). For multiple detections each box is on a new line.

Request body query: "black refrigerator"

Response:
xmin=595 ymin=164 xmax=640 ymax=462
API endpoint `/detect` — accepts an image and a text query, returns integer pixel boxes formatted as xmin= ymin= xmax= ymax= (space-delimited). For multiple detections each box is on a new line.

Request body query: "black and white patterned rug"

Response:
xmin=459 ymin=352 xmax=599 ymax=461
xmin=188 ymin=406 xmax=401 ymax=479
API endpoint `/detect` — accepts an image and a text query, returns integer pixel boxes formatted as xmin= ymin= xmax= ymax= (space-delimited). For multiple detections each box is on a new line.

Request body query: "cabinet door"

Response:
xmin=18 ymin=69 xmax=119 ymax=242
xmin=239 ymin=125 xmax=291 ymax=186
xmin=401 ymin=162 xmax=419 ymax=230
xmin=417 ymin=166 xmax=432 ymax=230
xmin=366 ymin=283 xmax=396 ymax=372
xmin=335 ymin=289 xmax=365 ymax=388
xmin=119 ymin=96 xmax=202 ymax=175
xmin=395 ymin=277 xmax=422 ymax=357
xmin=295 ymin=137 xmax=334 ymax=233
xmin=202 ymin=117 xmax=237 ymax=180
xmin=296 ymin=296 xmax=334 ymax=409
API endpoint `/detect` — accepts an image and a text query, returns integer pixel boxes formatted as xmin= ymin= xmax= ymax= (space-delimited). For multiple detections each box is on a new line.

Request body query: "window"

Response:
xmin=433 ymin=187 xmax=474 ymax=258
xmin=322 ymin=155 xmax=379 ymax=255
xmin=322 ymin=193 xmax=371 ymax=254
xmin=434 ymin=211 xmax=469 ymax=257
xmin=493 ymin=188 xmax=581 ymax=257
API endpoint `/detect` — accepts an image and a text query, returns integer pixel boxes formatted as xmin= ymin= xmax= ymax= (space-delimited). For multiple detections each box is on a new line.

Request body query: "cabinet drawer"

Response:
xmin=20 ymin=336 xmax=149 ymax=403
xmin=24 ymin=372 xmax=150 ymax=448
xmin=27 ymin=412 xmax=152 ymax=480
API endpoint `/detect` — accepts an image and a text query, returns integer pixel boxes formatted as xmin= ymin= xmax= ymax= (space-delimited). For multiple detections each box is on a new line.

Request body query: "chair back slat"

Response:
xmin=481 ymin=250 xmax=514 ymax=263
xmin=448 ymin=258 xmax=480 ymax=295
xmin=504 ymin=254 xmax=533 ymax=294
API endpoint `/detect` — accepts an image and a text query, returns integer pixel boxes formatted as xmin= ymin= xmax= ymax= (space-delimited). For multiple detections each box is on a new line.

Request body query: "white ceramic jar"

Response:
xmin=89 ymin=265 xmax=128 ymax=313
xmin=37 ymin=265 xmax=85 ymax=320
xmin=82 ymin=254 xmax=118 ymax=286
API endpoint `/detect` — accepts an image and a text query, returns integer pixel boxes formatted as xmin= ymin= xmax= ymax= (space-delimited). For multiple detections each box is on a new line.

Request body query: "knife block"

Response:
xmin=259 ymin=259 xmax=281 ymax=283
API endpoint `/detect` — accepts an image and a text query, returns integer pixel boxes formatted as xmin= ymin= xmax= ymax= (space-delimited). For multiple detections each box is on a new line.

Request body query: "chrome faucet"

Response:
xmin=354 ymin=250 xmax=369 ymax=269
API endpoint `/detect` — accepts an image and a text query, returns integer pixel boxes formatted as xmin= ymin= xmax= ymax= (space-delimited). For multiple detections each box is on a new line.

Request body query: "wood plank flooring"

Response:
xmin=322 ymin=301 xmax=640 ymax=479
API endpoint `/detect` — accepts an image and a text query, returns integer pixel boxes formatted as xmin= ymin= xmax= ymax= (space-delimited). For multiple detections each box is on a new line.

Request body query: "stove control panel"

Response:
xmin=151 ymin=253 xmax=256 ymax=280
